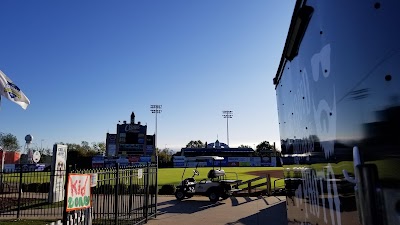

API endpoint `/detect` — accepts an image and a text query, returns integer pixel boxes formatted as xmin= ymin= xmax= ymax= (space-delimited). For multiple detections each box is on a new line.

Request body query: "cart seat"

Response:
xmin=208 ymin=169 xmax=225 ymax=179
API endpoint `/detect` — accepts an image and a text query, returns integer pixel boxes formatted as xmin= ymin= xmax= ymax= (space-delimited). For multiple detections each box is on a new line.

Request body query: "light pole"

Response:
xmin=150 ymin=104 xmax=162 ymax=217
xmin=150 ymin=105 xmax=162 ymax=155
xmin=222 ymin=110 xmax=233 ymax=146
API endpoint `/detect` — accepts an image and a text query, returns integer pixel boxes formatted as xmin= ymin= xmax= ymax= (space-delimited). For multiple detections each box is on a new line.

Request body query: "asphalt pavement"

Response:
xmin=146 ymin=195 xmax=287 ymax=225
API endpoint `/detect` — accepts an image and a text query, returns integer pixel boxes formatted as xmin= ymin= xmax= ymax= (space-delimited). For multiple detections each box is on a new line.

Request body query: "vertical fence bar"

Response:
xmin=267 ymin=174 xmax=272 ymax=196
xmin=16 ymin=168 xmax=23 ymax=219
xmin=144 ymin=163 xmax=150 ymax=223
xmin=154 ymin=163 xmax=158 ymax=217
xmin=114 ymin=164 xmax=119 ymax=225
xmin=63 ymin=165 xmax=71 ymax=224
xmin=129 ymin=167 xmax=133 ymax=218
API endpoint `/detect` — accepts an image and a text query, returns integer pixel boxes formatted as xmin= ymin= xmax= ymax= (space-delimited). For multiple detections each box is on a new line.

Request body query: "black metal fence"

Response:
xmin=0 ymin=163 xmax=158 ymax=225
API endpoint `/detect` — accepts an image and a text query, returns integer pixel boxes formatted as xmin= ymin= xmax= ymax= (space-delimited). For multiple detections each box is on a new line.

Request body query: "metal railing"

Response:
xmin=0 ymin=163 xmax=158 ymax=225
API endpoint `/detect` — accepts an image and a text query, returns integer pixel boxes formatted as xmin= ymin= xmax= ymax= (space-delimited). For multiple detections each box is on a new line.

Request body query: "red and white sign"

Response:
xmin=66 ymin=174 xmax=91 ymax=212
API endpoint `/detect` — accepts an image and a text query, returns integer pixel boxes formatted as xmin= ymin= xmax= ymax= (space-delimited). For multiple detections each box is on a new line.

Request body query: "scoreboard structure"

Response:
xmin=106 ymin=112 xmax=156 ymax=158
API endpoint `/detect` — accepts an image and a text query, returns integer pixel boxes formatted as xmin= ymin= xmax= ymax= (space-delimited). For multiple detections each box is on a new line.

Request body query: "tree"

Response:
xmin=256 ymin=141 xmax=274 ymax=155
xmin=0 ymin=132 xmax=20 ymax=151
xmin=238 ymin=145 xmax=252 ymax=148
xmin=157 ymin=148 xmax=174 ymax=168
xmin=186 ymin=140 xmax=204 ymax=148
xmin=92 ymin=142 xmax=106 ymax=155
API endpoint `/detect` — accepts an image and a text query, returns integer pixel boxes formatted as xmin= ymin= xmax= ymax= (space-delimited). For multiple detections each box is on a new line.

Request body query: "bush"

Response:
xmin=27 ymin=183 xmax=40 ymax=192
xmin=20 ymin=183 xmax=29 ymax=192
xmin=128 ymin=184 xmax=141 ymax=193
xmin=149 ymin=185 xmax=157 ymax=194
xmin=158 ymin=184 xmax=175 ymax=195
xmin=93 ymin=184 xmax=114 ymax=194
xmin=38 ymin=183 xmax=50 ymax=193
xmin=117 ymin=184 xmax=128 ymax=193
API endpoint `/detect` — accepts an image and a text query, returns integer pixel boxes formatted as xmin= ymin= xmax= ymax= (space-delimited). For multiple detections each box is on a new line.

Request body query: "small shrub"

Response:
xmin=128 ymin=184 xmax=141 ymax=193
xmin=149 ymin=185 xmax=157 ymax=194
xmin=20 ymin=183 xmax=29 ymax=192
xmin=94 ymin=184 xmax=114 ymax=194
xmin=38 ymin=183 xmax=50 ymax=193
xmin=27 ymin=183 xmax=40 ymax=192
xmin=158 ymin=184 xmax=175 ymax=195
xmin=117 ymin=184 xmax=128 ymax=193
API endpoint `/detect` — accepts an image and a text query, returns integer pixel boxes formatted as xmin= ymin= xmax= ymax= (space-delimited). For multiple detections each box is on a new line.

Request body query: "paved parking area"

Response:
xmin=146 ymin=196 xmax=287 ymax=225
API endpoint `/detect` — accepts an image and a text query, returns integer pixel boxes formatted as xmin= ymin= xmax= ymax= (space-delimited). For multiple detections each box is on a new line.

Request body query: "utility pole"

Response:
xmin=222 ymin=110 xmax=233 ymax=146
xmin=150 ymin=105 xmax=162 ymax=155
xmin=150 ymin=104 xmax=162 ymax=217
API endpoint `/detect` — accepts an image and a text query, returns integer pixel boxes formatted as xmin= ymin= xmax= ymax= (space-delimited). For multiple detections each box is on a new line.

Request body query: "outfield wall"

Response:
xmin=173 ymin=156 xmax=277 ymax=168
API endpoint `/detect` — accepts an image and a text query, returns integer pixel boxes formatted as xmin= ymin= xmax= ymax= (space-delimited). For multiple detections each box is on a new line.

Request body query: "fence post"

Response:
xmin=129 ymin=167 xmax=133 ymax=217
xmin=144 ymin=163 xmax=150 ymax=223
xmin=267 ymin=174 xmax=272 ymax=196
xmin=16 ymin=168 xmax=23 ymax=219
xmin=155 ymin=162 xmax=158 ymax=218
xmin=63 ymin=165 xmax=71 ymax=224
xmin=114 ymin=164 xmax=119 ymax=225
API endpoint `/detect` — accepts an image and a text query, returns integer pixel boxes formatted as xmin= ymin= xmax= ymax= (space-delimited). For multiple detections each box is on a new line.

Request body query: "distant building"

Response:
xmin=0 ymin=151 xmax=21 ymax=164
xmin=106 ymin=112 xmax=155 ymax=159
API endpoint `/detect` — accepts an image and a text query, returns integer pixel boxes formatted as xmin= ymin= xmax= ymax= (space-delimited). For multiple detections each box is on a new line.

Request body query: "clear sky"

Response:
xmin=0 ymin=0 xmax=295 ymax=152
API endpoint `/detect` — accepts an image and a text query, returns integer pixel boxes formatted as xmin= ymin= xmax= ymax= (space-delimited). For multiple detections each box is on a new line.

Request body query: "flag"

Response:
xmin=0 ymin=70 xmax=30 ymax=110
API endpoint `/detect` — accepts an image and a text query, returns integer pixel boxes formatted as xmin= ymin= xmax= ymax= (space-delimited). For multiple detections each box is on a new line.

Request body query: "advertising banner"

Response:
xmin=116 ymin=158 xmax=129 ymax=166
xmin=128 ymin=156 xmax=140 ymax=163
xmin=105 ymin=160 xmax=116 ymax=168
xmin=49 ymin=144 xmax=67 ymax=203
xmin=145 ymin=145 xmax=154 ymax=155
xmin=271 ymin=157 xmax=277 ymax=167
xmin=228 ymin=162 xmax=240 ymax=167
xmin=15 ymin=164 xmax=46 ymax=172
xmin=118 ymin=124 xmax=146 ymax=134
xmin=173 ymin=162 xmax=185 ymax=168
xmin=186 ymin=162 xmax=207 ymax=167
xmin=250 ymin=161 xmax=261 ymax=167
xmin=107 ymin=134 xmax=117 ymax=157
xmin=3 ymin=164 xmax=15 ymax=172
xmin=140 ymin=156 xmax=151 ymax=162
xmin=228 ymin=157 xmax=251 ymax=162
xmin=92 ymin=155 xmax=104 ymax=167
xmin=66 ymin=174 xmax=91 ymax=212
xmin=90 ymin=174 xmax=98 ymax=187
xmin=239 ymin=162 xmax=250 ymax=167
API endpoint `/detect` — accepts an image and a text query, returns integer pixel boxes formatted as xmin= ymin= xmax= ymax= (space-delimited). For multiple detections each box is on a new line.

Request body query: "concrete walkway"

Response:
xmin=147 ymin=196 xmax=287 ymax=225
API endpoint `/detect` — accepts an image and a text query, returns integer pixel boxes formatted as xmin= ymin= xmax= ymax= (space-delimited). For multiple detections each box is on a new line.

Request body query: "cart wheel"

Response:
xmin=175 ymin=190 xmax=185 ymax=201
xmin=208 ymin=190 xmax=220 ymax=202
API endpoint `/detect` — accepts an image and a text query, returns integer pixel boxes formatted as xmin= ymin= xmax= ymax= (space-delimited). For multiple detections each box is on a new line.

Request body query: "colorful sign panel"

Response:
xmin=49 ymin=144 xmax=67 ymax=203
xmin=66 ymin=174 xmax=91 ymax=212
xmin=90 ymin=173 xmax=98 ymax=187
xmin=107 ymin=134 xmax=117 ymax=157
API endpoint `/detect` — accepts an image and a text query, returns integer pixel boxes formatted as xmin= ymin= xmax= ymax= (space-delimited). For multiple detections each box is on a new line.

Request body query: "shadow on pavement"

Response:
xmin=230 ymin=196 xmax=266 ymax=207
xmin=158 ymin=198 xmax=225 ymax=215
xmin=226 ymin=201 xmax=288 ymax=225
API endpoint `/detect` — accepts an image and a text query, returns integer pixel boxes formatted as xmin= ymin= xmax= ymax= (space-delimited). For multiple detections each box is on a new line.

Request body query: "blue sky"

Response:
xmin=0 ymin=0 xmax=295 ymax=151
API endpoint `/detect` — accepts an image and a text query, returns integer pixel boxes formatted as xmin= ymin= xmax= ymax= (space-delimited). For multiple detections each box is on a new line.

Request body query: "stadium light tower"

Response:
xmin=222 ymin=110 xmax=233 ymax=146
xmin=150 ymin=105 xmax=162 ymax=151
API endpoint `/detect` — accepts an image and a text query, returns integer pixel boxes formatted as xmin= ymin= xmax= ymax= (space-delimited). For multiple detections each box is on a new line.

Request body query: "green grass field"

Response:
xmin=1 ymin=167 xmax=284 ymax=190
xmin=158 ymin=167 xmax=284 ymax=189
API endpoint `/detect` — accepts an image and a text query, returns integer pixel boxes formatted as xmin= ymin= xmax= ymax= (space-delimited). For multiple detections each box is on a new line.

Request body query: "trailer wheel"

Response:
xmin=208 ymin=190 xmax=220 ymax=202
xmin=175 ymin=190 xmax=185 ymax=201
